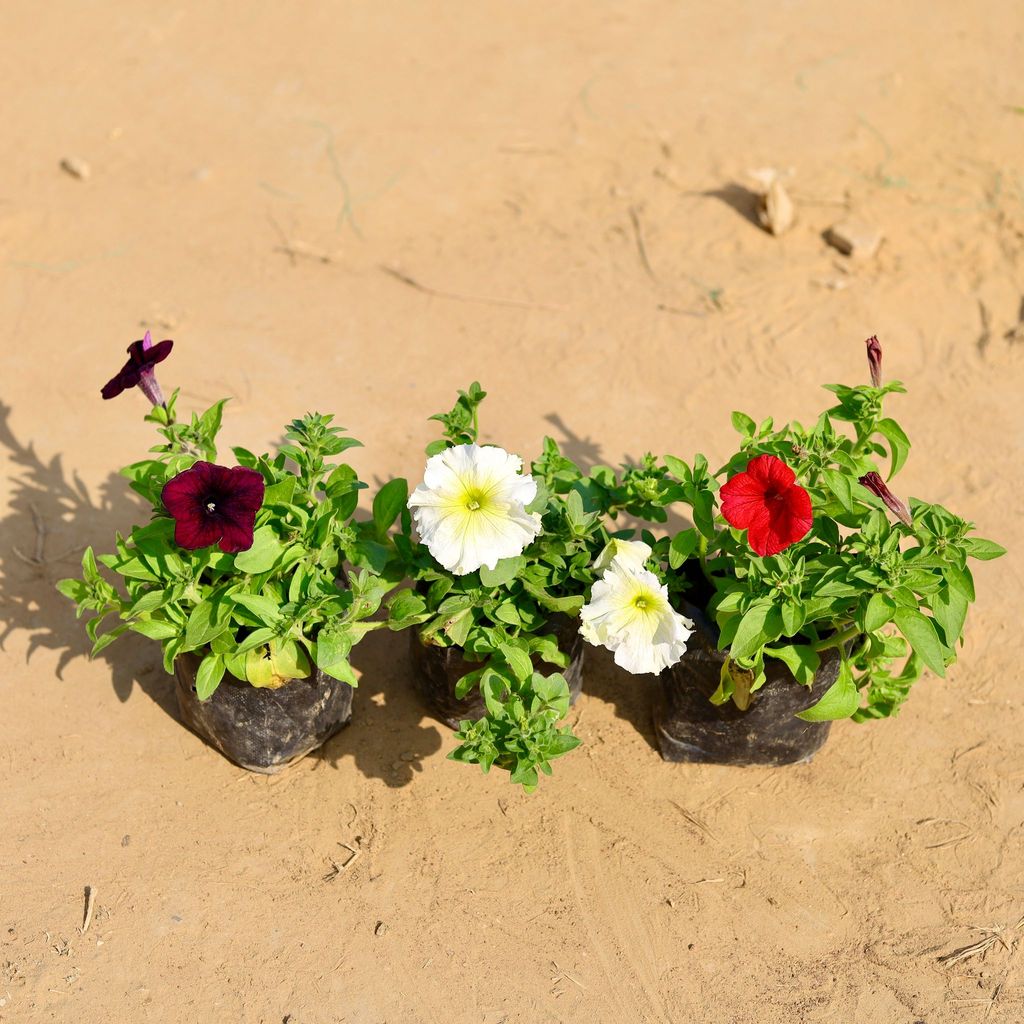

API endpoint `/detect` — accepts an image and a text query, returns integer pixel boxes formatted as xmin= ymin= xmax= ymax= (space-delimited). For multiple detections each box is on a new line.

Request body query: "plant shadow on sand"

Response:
xmin=319 ymin=629 xmax=444 ymax=788
xmin=0 ymin=399 xmax=176 ymax=714
xmin=0 ymin=399 xmax=440 ymax=787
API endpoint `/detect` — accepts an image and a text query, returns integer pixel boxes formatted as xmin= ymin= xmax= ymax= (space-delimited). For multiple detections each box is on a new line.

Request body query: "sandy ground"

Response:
xmin=2 ymin=2 xmax=1023 ymax=1021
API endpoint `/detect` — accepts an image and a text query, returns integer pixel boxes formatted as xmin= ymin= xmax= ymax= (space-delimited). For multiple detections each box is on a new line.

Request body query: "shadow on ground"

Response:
xmin=320 ymin=628 xmax=444 ymax=788
xmin=0 ymin=398 xmax=442 ymax=787
xmin=0 ymin=399 xmax=177 ymax=718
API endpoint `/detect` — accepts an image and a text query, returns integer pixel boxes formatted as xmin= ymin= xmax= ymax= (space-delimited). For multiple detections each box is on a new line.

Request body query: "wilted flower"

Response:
xmin=407 ymin=444 xmax=542 ymax=575
xmin=101 ymin=331 xmax=173 ymax=406
xmin=865 ymin=335 xmax=883 ymax=387
xmin=162 ymin=461 xmax=265 ymax=553
xmin=593 ymin=538 xmax=652 ymax=574
xmin=580 ymin=560 xmax=693 ymax=675
xmin=859 ymin=471 xmax=912 ymax=527
xmin=719 ymin=454 xmax=813 ymax=557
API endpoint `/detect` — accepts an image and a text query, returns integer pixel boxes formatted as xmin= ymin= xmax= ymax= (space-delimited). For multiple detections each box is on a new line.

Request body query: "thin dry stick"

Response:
xmin=379 ymin=265 xmax=564 ymax=312
xmin=628 ymin=205 xmax=657 ymax=281
xmin=323 ymin=841 xmax=361 ymax=882
xmin=938 ymin=915 xmax=1024 ymax=965
xmin=80 ymin=886 xmax=95 ymax=934
xmin=669 ymin=800 xmax=717 ymax=842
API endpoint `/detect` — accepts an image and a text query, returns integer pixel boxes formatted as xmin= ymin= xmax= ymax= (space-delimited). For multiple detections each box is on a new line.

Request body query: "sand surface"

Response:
xmin=2 ymin=3 xmax=1023 ymax=1021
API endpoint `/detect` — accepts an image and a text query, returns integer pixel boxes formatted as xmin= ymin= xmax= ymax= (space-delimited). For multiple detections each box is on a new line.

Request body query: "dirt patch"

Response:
xmin=2 ymin=2 xmax=1022 ymax=1021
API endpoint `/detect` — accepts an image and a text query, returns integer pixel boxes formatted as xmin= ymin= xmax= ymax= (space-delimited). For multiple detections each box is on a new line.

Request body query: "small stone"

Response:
xmin=825 ymin=219 xmax=883 ymax=258
xmin=60 ymin=157 xmax=90 ymax=180
xmin=374 ymin=921 xmax=388 ymax=937
xmin=121 ymin=835 xmax=131 ymax=847
xmin=399 ymin=752 xmax=416 ymax=762
xmin=749 ymin=167 xmax=796 ymax=236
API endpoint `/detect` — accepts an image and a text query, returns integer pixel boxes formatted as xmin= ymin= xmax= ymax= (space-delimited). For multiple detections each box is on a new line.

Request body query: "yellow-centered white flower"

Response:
xmin=593 ymin=538 xmax=652 ymax=575
xmin=408 ymin=443 xmax=542 ymax=576
xmin=580 ymin=560 xmax=694 ymax=675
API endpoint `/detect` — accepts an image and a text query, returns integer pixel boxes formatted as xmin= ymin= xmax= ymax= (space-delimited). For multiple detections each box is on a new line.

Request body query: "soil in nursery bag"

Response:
xmin=410 ymin=613 xmax=584 ymax=728
xmin=653 ymin=602 xmax=843 ymax=766
xmin=174 ymin=653 xmax=354 ymax=773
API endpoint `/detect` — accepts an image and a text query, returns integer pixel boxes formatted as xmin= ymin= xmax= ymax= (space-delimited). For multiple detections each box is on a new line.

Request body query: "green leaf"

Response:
xmin=821 ymin=468 xmax=855 ymax=513
xmin=728 ymin=601 xmax=775 ymax=661
xmin=315 ymin=630 xmax=359 ymax=686
xmin=765 ymin=644 xmax=820 ymax=686
xmin=862 ymin=593 xmax=897 ymax=633
xmin=731 ymin=411 xmax=756 ymax=437
xmin=372 ymin=478 xmax=408 ymax=537
xmin=262 ymin=476 xmax=296 ymax=506
xmin=669 ymin=529 xmax=700 ymax=570
xmin=195 ymin=653 xmax=226 ymax=701
xmin=130 ymin=618 xmax=180 ymax=641
xmin=233 ymin=526 xmax=285 ymax=574
xmin=56 ymin=578 xmax=89 ymax=603
xmin=663 ymin=454 xmax=690 ymax=482
xmin=444 ymin=609 xmax=473 ymax=647
xmin=499 ymin=643 xmax=533 ymax=682
xmin=796 ymin=660 xmax=859 ymax=721
xmin=479 ymin=556 xmax=525 ymax=589
xmin=963 ymin=537 xmax=1006 ymax=561
xmin=930 ymin=585 xmax=969 ymax=647
xmin=229 ymin=592 xmax=284 ymax=626
xmin=185 ymin=597 xmax=232 ymax=649
xmin=893 ymin=608 xmax=947 ymax=677
xmin=875 ymin=418 xmax=911 ymax=478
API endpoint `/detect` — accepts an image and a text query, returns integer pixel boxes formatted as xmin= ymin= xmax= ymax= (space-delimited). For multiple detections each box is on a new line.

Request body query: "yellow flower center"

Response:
xmin=463 ymin=487 xmax=489 ymax=513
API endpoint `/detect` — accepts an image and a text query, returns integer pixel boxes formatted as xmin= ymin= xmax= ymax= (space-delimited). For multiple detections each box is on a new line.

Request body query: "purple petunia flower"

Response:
xmin=859 ymin=471 xmax=912 ymax=527
xmin=865 ymin=335 xmax=883 ymax=388
xmin=101 ymin=331 xmax=173 ymax=406
xmin=161 ymin=461 xmax=265 ymax=553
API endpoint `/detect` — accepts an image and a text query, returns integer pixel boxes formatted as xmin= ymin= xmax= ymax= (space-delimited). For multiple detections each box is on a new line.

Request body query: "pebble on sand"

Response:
xmin=825 ymin=219 xmax=883 ymax=258
xmin=60 ymin=156 xmax=91 ymax=180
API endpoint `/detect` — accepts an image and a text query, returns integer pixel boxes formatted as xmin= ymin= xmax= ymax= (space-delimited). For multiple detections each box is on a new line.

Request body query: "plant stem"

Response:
xmin=814 ymin=623 xmax=860 ymax=652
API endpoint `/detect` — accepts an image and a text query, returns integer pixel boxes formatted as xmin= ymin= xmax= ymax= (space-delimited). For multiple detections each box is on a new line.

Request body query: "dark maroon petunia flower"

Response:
xmin=719 ymin=454 xmax=813 ymax=557
xmin=101 ymin=331 xmax=174 ymax=405
xmin=865 ymin=335 xmax=883 ymax=388
xmin=161 ymin=461 xmax=265 ymax=553
xmin=859 ymin=471 xmax=912 ymax=527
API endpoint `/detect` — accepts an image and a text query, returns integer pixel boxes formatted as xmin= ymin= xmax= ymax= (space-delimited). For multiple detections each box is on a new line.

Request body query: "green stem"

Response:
xmin=697 ymin=533 xmax=714 ymax=585
xmin=813 ymin=623 xmax=860 ymax=652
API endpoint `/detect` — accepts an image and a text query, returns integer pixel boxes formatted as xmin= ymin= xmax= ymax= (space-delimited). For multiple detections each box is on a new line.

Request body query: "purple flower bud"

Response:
xmin=859 ymin=471 xmax=912 ymax=527
xmin=101 ymin=331 xmax=173 ymax=406
xmin=865 ymin=335 xmax=882 ymax=387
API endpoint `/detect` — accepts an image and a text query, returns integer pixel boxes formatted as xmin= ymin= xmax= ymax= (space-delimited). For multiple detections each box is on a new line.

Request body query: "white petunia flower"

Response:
xmin=580 ymin=560 xmax=694 ymax=675
xmin=408 ymin=443 xmax=543 ymax=576
xmin=592 ymin=538 xmax=652 ymax=575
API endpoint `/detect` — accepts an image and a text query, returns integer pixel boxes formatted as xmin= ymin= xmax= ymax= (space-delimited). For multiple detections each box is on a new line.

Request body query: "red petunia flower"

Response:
xmin=161 ymin=461 xmax=265 ymax=553
xmin=719 ymin=454 xmax=813 ymax=557
xmin=101 ymin=331 xmax=174 ymax=406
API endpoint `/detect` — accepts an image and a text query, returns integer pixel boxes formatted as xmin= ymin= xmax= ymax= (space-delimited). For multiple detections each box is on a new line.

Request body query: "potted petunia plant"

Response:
xmin=579 ymin=337 xmax=1005 ymax=765
xmin=58 ymin=334 xmax=406 ymax=773
xmin=387 ymin=384 xmax=639 ymax=790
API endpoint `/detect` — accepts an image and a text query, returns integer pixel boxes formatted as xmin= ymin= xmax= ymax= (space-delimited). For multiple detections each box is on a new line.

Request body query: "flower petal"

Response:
xmin=173 ymin=511 xmax=223 ymax=550
xmin=216 ymin=510 xmax=258 ymax=553
xmin=746 ymin=453 xmax=796 ymax=490
xmin=719 ymin=471 xmax=766 ymax=528
xmin=226 ymin=466 xmax=266 ymax=512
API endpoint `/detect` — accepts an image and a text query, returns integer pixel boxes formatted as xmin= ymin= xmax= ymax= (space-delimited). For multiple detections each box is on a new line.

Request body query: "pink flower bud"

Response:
xmin=865 ymin=335 xmax=882 ymax=387
xmin=859 ymin=472 xmax=912 ymax=527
